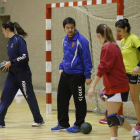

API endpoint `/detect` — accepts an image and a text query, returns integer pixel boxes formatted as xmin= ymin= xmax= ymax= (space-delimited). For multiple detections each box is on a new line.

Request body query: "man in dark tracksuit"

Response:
xmin=1 ymin=21 xmax=44 ymax=127
xmin=51 ymin=17 xmax=92 ymax=133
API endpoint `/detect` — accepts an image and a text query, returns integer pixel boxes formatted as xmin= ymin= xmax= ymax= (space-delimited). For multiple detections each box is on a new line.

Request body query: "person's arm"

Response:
xmin=10 ymin=38 xmax=29 ymax=65
xmin=59 ymin=59 xmax=64 ymax=70
xmin=88 ymin=75 xmax=101 ymax=99
xmin=88 ymin=44 xmax=116 ymax=99
xmin=96 ymin=45 xmax=116 ymax=77
xmin=79 ymin=39 xmax=92 ymax=85
xmin=132 ymin=46 xmax=140 ymax=76
xmin=79 ymin=39 xmax=92 ymax=78
xmin=2 ymin=38 xmax=29 ymax=72
xmin=136 ymin=46 xmax=140 ymax=67
xmin=59 ymin=39 xmax=65 ymax=71
xmin=131 ymin=36 xmax=140 ymax=76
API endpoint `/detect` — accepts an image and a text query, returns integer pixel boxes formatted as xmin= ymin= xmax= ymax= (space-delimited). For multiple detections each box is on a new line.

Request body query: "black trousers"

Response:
xmin=0 ymin=70 xmax=43 ymax=126
xmin=57 ymin=71 xmax=87 ymax=127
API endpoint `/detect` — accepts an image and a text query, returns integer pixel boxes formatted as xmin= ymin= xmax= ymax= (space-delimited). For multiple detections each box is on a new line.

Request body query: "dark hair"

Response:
xmin=63 ymin=17 xmax=76 ymax=28
xmin=96 ymin=24 xmax=117 ymax=45
xmin=2 ymin=21 xmax=28 ymax=38
xmin=115 ymin=18 xmax=131 ymax=33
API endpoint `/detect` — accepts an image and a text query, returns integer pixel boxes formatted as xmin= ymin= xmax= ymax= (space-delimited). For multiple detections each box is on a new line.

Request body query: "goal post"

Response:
xmin=45 ymin=0 xmax=124 ymax=114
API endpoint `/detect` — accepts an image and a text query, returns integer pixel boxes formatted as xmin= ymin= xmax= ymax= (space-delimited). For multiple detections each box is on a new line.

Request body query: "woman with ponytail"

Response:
xmin=0 ymin=21 xmax=44 ymax=127
xmin=88 ymin=24 xmax=140 ymax=140
xmin=116 ymin=18 xmax=140 ymax=131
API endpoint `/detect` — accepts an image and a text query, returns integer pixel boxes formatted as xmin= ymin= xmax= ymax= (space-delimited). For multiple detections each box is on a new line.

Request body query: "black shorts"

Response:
xmin=104 ymin=91 xmax=129 ymax=102
xmin=126 ymin=73 xmax=140 ymax=84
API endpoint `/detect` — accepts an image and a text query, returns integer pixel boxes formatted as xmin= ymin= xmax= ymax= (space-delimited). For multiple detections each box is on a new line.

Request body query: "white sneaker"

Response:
xmin=133 ymin=131 xmax=140 ymax=140
xmin=31 ymin=121 xmax=45 ymax=127
xmin=0 ymin=125 xmax=5 ymax=128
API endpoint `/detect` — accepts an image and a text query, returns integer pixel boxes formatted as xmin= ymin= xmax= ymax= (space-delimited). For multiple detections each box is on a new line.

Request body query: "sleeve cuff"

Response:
xmin=96 ymin=72 xmax=103 ymax=77
xmin=137 ymin=63 xmax=140 ymax=67
xmin=85 ymin=73 xmax=91 ymax=79
xmin=59 ymin=65 xmax=63 ymax=70
xmin=10 ymin=60 xmax=14 ymax=64
xmin=11 ymin=59 xmax=18 ymax=65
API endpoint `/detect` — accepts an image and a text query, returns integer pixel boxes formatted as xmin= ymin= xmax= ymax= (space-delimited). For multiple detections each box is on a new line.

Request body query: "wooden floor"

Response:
xmin=0 ymin=93 xmax=135 ymax=140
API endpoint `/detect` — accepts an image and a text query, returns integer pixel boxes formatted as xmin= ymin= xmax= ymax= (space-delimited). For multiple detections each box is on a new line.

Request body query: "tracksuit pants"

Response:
xmin=0 ymin=70 xmax=43 ymax=126
xmin=57 ymin=71 xmax=87 ymax=127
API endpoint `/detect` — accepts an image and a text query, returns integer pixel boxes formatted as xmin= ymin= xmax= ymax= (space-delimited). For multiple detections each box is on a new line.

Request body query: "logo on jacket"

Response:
xmin=11 ymin=43 xmax=14 ymax=48
xmin=72 ymin=42 xmax=75 ymax=47
xmin=17 ymin=54 xmax=26 ymax=62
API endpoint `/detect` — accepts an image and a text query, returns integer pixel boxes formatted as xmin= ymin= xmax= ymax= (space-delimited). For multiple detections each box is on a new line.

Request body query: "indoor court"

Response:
xmin=0 ymin=0 xmax=140 ymax=140
xmin=0 ymin=93 xmax=136 ymax=140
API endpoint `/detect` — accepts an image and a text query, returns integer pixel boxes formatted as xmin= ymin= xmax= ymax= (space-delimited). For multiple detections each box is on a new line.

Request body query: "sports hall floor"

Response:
xmin=0 ymin=93 xmax=136 ymax=140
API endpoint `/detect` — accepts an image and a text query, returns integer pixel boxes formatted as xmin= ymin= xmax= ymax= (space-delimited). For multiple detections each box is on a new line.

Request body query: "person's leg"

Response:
xmin=57 ymin=72 xmax=72 ymax=128
xmin=70 ymin=73 xmax=86 ymax=127
xmin=17 ymin=70 xmax=43 ymax=124
xmin=66 ymin=73 xmax=86 ymax=133
xmin=129 ymin=84 xmax=140 ymax=126
xmin=99 ymin=98 xmax=108 ymax=124
xmin=127 ymin=74 xmax=140 ymax=130
xmin=107 ymin=92 xmax=140 ymax=140
xmin=107 ymin=101 xmax=121 ymax=137
xmin=0 ymin=72 xmax=18 ymax=127
xmin=107 ymin=101 xmax=140 ymax=140
xmin=99 ymin=90 xmax=123 ymax=125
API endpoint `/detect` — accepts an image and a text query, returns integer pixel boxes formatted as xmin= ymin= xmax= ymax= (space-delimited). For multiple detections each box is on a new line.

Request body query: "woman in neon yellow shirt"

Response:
xmin=115 ymin=18 xmax=140 ymax=131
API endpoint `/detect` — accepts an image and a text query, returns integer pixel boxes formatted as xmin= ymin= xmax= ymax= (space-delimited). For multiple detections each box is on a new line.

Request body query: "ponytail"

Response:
xmin=14 ymin=22 xmax=28 ymax=38
xmin=115 ymin=18 xmax=131 ymax=33
xmin=96 ymin=24 xmax=118 ymax=46
xmin=2 ymin=20 xmax=28 ymax=38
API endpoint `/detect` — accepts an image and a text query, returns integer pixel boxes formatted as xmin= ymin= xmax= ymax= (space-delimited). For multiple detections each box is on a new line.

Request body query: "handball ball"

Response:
xmin=99 ymin=88 xmax=105 ymax=102
xmin=0 ymin=62 xmax=8 ymax=73
xmin=81 ymin=122 xmax=92 ymax=134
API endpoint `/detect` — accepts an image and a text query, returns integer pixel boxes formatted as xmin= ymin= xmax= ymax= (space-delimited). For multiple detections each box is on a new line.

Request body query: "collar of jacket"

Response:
xmin=65 ymin=29 xmax=79 ymax=41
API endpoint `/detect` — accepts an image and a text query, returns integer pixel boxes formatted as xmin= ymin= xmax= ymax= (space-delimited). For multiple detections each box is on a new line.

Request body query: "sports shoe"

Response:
xmin=99 ymin=116 xmax=107 ymax=124
xmin=51 ymin=124 xmax=68 ymax=131
xmin=0 ymin=125 xmax=5 ymax=128
xmin=132 ymin=131 xmax=140 ymax=140
xmin=135 ymin=123 xmax=140 ymax=131
xmin=66 ymin=125 xmax=80 ymax=133
xmin=31 ymin=121 xmax=45 ymax=127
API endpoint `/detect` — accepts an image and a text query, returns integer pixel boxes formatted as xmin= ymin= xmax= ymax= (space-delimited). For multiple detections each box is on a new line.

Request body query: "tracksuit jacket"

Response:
xmin=59 ymin=30 xmax=92 ymax=78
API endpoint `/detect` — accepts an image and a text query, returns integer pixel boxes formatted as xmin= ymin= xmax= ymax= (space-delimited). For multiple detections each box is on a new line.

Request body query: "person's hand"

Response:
xmin=88 ymin=87 xmax=94 ymax=99
xmin=131 ymin=66 xmax=140 ymax=76
xmin=0 ymin=61 xmax=11 ymax=72
xmin=59 ymin=69 xmax=63 ymax=75
xmin=85 ymin=79 xmax=92 ymax=85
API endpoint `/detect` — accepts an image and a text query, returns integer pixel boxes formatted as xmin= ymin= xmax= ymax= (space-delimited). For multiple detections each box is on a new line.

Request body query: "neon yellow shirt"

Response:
xmin=121 ymin=33 xmax=140 ymax=74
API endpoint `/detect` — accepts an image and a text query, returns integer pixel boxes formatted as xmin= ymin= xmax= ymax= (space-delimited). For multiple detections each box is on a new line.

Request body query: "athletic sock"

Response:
xmin=111 ymin=137 xmax=118 ymax=140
